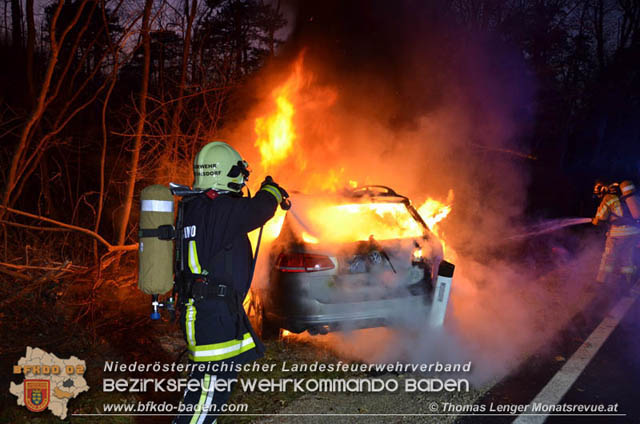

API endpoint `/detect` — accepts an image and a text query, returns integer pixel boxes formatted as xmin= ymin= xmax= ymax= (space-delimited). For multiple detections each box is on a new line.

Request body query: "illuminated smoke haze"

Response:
xmin=210 ymin=1 xmax=602 ymax=383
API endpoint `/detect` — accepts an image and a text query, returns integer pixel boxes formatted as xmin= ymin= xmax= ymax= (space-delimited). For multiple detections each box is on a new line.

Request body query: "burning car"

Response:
xmin=249 ymin=185 xmax=454 ymax=338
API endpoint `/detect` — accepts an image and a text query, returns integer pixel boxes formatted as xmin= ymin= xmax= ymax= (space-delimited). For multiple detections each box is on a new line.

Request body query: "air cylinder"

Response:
xmin=620 ymin=181 xmax=640 ymax=220
xmin=138 ymin=185 xmax=174 ymax=295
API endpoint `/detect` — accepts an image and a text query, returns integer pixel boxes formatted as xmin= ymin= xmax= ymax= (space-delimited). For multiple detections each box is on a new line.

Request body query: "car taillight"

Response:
xmin=276 ymin=253 xmax=335 ymax=272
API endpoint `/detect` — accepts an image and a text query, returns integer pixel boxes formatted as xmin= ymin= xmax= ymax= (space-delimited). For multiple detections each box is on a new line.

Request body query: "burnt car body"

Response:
xmin=253 ymin=185 xmax=449 ymax=337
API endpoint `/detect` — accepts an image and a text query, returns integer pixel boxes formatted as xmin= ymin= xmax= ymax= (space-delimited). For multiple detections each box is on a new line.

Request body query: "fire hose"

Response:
xmin=251 ymin=176 xmax=291 ymax=279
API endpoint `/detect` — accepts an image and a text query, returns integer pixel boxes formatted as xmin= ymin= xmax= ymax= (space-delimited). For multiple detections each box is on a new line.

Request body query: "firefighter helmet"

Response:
xmin=193 ymin=141 xmax=250 ymax=192
xmin=593 ymin=181 xmax=607 ymax=198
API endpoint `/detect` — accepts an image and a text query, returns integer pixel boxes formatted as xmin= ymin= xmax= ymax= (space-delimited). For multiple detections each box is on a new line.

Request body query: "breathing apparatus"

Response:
xmin=137 ymin=182 xmax=200 ymax=321
xmin=592 ymin=179 xmax=640 ymax=227
xmin=620 ymin=180 xmax=640 ymax=220
xmin=137 ymin=141 xmax=290 ymax=321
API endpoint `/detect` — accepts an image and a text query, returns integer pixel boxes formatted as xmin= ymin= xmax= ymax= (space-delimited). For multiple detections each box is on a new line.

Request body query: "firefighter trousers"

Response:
xmin=173 ymin=368 xmax=237 ymax=424
xmin=597 ymin=234 xmax=640 ymax=285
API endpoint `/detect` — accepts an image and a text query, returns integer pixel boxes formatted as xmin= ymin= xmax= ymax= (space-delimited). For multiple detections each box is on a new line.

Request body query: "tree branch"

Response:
xmin=0 ymin=206 xmax=138 ymax=252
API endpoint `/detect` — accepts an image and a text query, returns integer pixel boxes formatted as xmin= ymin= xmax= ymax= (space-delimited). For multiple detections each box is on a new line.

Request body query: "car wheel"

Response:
xmin=248 ymin=290 xmax=280 ymax=340
xmin=260 ymin=311 xmax=280 ymax=340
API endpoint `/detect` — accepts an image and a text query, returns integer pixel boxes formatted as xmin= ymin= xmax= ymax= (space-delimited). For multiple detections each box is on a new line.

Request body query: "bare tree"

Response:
xmin=10 ymin=0 xmax=21 ymax=47
xmin=1 ymin=0 xmax=77 ymax=220
xmin=167 ymin=0 xmax=198 ymax=168
xmin=117 ymin=0 xmax=154 ymax=246
xmin=1 ymin=0 xmax=128 ymax=223
xmin=25 ymin=0 xmax=35 ymax=100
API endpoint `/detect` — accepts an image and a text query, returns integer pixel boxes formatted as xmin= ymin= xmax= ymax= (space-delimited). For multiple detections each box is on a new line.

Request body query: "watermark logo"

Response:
xmin=24 ymin=380 xmax=50 ymax=413
xmin=10 ymin=347 xmax=89 ymax=420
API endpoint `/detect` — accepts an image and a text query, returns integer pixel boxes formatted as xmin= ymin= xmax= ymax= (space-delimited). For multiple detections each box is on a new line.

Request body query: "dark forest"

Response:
xmin=1 ymin=0 xmax=640 ymax=422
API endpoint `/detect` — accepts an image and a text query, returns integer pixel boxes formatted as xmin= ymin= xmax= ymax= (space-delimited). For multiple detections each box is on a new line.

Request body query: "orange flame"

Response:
xmin=254 ymin=58 xmax=305 ymax=171
xmin=305 ymin=202 xmax=421 ymax=243
xmin=416 ymin=189 xmax=454 ymax=236
xmin=248 ymin=208 xmax=286 ymax=252
xmin=300 ymin=195 xmax=452 ymax=244
xmin=249 ymin=57 xmax=454 ymax=267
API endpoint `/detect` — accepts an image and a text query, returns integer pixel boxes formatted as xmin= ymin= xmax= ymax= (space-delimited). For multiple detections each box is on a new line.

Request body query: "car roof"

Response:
xmin=289 ymin=185 xmax=410 ymax=205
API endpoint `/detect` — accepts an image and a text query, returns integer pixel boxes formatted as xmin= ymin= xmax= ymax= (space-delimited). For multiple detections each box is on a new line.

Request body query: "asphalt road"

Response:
xmin=456 ymin=283 xmax=640 ymax=424
xmin=545 ymin=287 xmax=640 ymax=424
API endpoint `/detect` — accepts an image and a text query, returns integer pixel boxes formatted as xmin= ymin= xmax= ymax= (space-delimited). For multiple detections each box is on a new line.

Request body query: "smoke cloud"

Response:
xmin=208 ymin=0 xmax=603 ymax=384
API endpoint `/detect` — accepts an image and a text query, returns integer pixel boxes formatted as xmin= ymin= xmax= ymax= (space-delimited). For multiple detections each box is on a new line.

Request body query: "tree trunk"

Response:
xmin=0 ymin=0 xmax=67 ymax=221
xmin=4 ymin=0 xmax=8 ymax=42
xmin=117 ymin=0 xmax=153 ymax=246
xmin=95 ymin=63 xmax=119 ymax=262
xmin=25 ymin=0 xmax=35 ymax=101
xmin=594 ymin=0 xmax=606 ymax=73
xmin=167 ymin=0 xmax=197 ymax=177
xmin=10 ymin=0 xmax=22 ymax=48
xmin=269 ymin=0 xmax=280 ymax=56
xmin=39 ymin=157 xmax=52 ymax=216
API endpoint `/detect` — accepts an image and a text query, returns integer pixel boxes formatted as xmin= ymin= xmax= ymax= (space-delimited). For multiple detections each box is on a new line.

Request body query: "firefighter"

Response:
xmin=592 ymin=180 xmax=640 ymax=289
xmin=174 ymin=141 xmax=287 ymax=424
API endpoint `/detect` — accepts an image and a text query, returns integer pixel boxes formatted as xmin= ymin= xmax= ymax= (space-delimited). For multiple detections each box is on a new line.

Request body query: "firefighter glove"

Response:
xmin=260 ymin=176 xmax=290 ymax=209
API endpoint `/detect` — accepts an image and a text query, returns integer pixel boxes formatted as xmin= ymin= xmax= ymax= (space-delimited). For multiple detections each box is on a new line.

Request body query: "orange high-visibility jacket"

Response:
xmin=595 ymin=193 xmax=640 ymax=237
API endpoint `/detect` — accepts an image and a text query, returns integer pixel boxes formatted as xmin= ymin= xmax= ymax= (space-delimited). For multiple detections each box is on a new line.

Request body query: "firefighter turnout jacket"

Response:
xmin=179 ymin=187 xmax=279 ymax=364
xmin=594 ymin=194 xmax=640 ymax=237
xmin=594 ymin=192 xmax=640 ymax=284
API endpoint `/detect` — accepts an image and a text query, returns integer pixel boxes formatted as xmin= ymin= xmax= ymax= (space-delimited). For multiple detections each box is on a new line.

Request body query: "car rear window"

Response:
xmin=290 ymin=195 xmax=424 ymax=243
